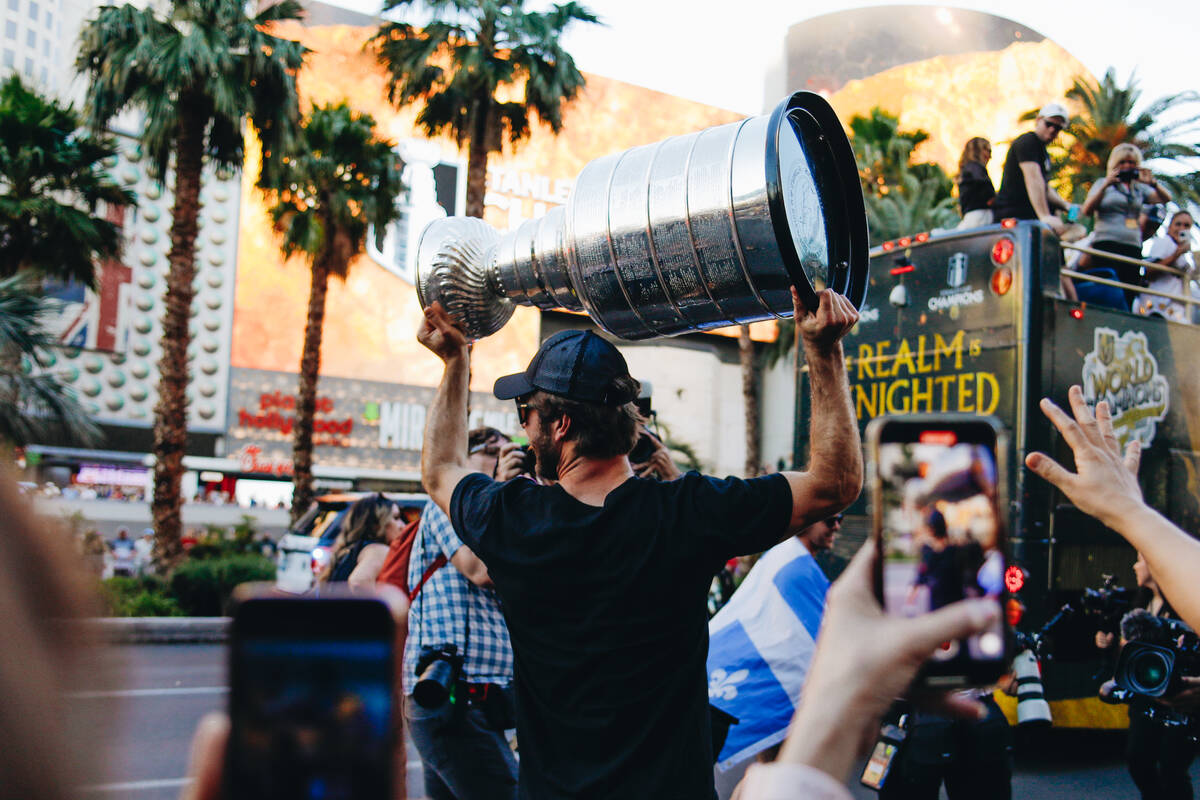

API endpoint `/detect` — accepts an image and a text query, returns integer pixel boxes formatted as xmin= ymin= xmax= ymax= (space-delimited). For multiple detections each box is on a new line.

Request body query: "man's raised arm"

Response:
xmin=781 ymin=288 xmax=862 ymax=533
xmin=418 ymin=303 xmax=474 ymax=515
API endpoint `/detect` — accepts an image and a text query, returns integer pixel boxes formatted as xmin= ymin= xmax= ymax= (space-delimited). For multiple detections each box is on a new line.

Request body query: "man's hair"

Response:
xmin=468 ymin=427 xmax=509 ymax=451
xmin=533 ymin=375 xmax=641 ymax=459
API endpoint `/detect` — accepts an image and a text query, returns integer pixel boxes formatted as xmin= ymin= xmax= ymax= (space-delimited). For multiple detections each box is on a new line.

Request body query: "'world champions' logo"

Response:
xmin=1081 ymin=327 xmax=1169 ymax=448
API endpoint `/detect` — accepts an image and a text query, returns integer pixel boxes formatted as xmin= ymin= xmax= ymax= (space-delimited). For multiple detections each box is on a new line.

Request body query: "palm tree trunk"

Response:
xmin=464 ymin=106 xmax=491 ymax=219
xmin=151 ymin=100 xmax=205 ymax=570
xmin=739 ymin=324 xmax=760 ymax=478
xmin=291 ymin=254 xmax=331 ymax=523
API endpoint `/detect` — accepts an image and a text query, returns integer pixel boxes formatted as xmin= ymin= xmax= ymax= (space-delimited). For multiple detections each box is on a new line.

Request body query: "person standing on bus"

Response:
xmin=1080 ymin=144 xmax=1172 ymax=309
xmin=1137 ymin=210 xmax=1195 ymax=322
xmin=955 ymin=137 xmax=995 ymax=229
xmin=993 ymin=103 xmax=1074 ymax=234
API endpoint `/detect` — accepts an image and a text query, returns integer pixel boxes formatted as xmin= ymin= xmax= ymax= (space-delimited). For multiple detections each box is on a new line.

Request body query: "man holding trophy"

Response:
xmin=415 ymin=91 xmax=869 ymax=799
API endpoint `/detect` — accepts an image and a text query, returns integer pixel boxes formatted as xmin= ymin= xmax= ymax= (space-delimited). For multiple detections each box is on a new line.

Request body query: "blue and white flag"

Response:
xmin=707 ymin=538 xmax=829 ymax=769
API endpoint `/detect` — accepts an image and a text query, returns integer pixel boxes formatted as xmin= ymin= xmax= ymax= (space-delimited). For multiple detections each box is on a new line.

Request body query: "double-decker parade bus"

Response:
xmin=795 ymin=219 xmax=1200 ymax=729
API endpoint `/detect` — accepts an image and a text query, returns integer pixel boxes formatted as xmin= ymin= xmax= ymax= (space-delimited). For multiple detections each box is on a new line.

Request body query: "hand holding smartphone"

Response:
xmin=867 ymin=414 xmax=1010 ymax=687
xmin=225 ymin=592 xmax=397 ymax=800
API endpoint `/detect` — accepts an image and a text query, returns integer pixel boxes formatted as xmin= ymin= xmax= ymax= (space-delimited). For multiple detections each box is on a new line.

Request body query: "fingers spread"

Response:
xmin=1067 ymin=385 xmax=1102 ymax=447
xmin=1038 ymin=397 xmax=1086 ymax=451
xmin=1025 ymin=451 xmax=1075 ymax=490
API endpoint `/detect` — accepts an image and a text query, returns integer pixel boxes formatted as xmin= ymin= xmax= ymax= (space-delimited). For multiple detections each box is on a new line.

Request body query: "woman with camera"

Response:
xmin=1096 ymin=552 xmax=1200 ymax=800
xmin=1078 ymin=144 xmax=1171 ymax=310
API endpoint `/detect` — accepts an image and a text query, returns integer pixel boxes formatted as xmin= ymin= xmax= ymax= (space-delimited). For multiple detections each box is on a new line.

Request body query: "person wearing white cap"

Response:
xmin=993 ymin=102 xmax=1073 ymax=234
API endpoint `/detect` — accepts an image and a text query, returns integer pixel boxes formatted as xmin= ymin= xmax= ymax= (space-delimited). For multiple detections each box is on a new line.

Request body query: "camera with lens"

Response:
xmin=1118 ymin=168 xmax=1140 ymax=183
xmin=1080 ymin=576 xmax=1135 ymax=634
xmin=1028 ymin=576 xmax=1133 ymax=662
xmin=1114 ymin=611 xmax=1200 ymax=699
xmin=629 ymin=429 xmax=659 ymax=465
xmin=515 ymin=446 xmax=536 ymax=475
xmin=414 ymin=644 xmax=463 ymax=709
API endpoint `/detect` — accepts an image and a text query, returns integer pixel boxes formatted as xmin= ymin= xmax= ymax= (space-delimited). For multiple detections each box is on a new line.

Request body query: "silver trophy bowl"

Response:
xmin=416 ymin=91 xmax=867 ymax=341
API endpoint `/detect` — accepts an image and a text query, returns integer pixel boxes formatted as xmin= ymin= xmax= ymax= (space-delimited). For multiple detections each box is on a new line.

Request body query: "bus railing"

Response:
xmin=1058 ymin=241 xmax=1198 ymax=314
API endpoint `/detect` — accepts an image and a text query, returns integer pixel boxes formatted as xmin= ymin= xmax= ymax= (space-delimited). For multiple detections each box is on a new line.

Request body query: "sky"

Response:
xmin=326 ymin=0 xmax=1198 ymax=117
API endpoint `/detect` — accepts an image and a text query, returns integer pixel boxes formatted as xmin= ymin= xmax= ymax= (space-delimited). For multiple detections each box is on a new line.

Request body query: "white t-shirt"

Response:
xmin=1137 ymin=235 xmax=1196 ymax=322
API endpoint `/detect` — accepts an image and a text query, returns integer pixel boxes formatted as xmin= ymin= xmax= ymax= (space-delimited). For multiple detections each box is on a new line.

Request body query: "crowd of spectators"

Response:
xmin=952 ymin=101 xmax=1197 ymax=323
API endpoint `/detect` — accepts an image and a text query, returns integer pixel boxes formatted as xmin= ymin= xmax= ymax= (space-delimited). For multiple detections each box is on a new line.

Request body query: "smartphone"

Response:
xmin=226 ymin=594 xmax=396 ymax=800
xmin=867 ymin=414 xmax=1009 ymax=686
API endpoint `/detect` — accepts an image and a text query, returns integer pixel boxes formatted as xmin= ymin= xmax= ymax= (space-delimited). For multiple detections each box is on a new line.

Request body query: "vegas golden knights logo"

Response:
xmin=1082 ymin=327 xmax=1168 ymax=448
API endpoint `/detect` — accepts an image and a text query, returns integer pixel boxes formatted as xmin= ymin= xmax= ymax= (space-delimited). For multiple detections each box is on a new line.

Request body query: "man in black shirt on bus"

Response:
xmin=416 ymin=286 xmax=860 ymax=800
xmin=993 ymin=102 xmax=1072 ymax=234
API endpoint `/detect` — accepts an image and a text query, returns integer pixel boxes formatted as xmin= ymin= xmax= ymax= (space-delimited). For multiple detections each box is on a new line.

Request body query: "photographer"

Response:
xmin=1078 ymin=144 xmax=1171 ymax=309
xmin=1095 ymin=553 xmax=1200 ymax=800
xmin=417 ymin=286 xmax=861 ymax=799
xmin=404 ymin=427 xmax=524 ymax=800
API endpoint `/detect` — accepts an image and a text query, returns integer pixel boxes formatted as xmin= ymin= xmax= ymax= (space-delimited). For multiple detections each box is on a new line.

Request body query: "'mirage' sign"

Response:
xmin=414 ymin=92 xmax=869 ymax=341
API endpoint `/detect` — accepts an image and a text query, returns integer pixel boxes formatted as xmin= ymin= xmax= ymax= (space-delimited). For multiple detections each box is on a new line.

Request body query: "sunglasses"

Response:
xmin=828 ymin=514 xmax=845 ymax=524
xmin=1043 ymin=119 xmax=1064 ymax=133
xmin=516 ymin=398 xmax=535 ymax=426
xmin=468 ymin=437 xmax=505 ymax=456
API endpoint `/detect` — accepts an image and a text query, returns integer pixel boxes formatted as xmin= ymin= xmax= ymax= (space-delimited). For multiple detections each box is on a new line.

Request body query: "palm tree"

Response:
xmin=371 ymin=0 xmax=598 ymax=218
xmin=0 ymin=75 xmax=132 ymax=285
xmin=1029 ymin=69 xmax=1200 ymax=205
xmin=864 ymin=167 xmax=960 ymax=242
xmin=849 ymin=108 xmax=932 ymax=198
xmin=261 ymin=103 xmax=405 ymax=522
xmin=738 ymin=324 xmax=760 ymax=478
xmin=0 ymin=275 xmax=100 ymax=448
xmin=77 ymin=0 xmax=307 ymax=567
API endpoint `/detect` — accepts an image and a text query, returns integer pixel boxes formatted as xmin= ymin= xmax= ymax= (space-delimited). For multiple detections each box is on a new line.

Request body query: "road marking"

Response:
xmin=66 ymin=686 xmax=229 ymax=699
xmin=81 ymin=778 xmax=191 ymax=792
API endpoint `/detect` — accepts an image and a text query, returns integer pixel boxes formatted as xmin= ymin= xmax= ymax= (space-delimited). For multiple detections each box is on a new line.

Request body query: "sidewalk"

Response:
xmin=81 ymin=617 xmax=230 ymax=644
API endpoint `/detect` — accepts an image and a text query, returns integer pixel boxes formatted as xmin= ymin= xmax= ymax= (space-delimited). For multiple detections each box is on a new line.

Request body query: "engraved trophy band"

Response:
xmin=415 ymin=91 xmax=868 ymax=341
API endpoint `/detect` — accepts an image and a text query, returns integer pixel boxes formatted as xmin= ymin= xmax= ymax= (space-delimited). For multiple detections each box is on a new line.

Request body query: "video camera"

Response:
xmin=1027 ymin=575 xmax=1135 ymax=662
xmin=1114 ymin=611 xmax=1200 ymax=699
xmin=1079 ymin=576 xmax=1136 ymax=634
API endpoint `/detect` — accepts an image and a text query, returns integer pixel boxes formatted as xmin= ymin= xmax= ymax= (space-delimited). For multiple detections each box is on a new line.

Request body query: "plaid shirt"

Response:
xmin=402 ymin=501 xmax=513 ymax=695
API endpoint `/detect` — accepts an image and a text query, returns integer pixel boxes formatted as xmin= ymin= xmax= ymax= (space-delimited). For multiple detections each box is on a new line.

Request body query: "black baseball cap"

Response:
xmin=493 ymin=330 xmax=638 ymax=406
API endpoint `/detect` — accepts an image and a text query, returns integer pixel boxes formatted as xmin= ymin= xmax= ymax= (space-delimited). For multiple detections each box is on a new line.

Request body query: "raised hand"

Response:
xmin=794 ymin=287 xmax=858 ymax=354
xmin=417 ymin=302 xmax=470 ymax=362
xmin=1024 ymin=385 xmax=1143 ymax=529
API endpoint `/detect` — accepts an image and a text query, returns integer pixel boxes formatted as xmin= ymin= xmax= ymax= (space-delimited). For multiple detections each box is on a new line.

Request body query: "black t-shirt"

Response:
xmin=994 ymin=131 xmax=1050 ymax=220
xmin=450 ymin=471 xmax=793 ymax=800
xmin=957 ymin=161 xmax=995 ymax=215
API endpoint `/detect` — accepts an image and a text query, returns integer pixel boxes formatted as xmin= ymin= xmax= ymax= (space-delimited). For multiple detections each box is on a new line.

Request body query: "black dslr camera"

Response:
xmin=413 ymin=644 xmax=463 ymax=709
xmin=1032 ymin=575 xmax=1134 ymax=662
xmin=1114 ymin=611 xmax=1200 ymax=699
xmin=1080 ymin=576 xmax=1135 ymax=635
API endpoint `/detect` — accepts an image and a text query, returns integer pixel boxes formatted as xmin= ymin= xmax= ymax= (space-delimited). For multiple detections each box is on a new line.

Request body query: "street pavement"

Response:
xmin=71 ymin=643 xmax=1200 ymax=799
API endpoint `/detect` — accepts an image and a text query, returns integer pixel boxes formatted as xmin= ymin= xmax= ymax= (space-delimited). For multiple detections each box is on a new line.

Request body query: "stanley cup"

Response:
xmin=415 ymin=91 xmax=868 ymax=341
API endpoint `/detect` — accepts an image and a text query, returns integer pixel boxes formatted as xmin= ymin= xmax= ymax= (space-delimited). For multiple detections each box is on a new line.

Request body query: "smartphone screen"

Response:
xmin=870 ymin=416 xmax=1008 ymax=683
xmin=227 ymin=597 xmax=395 ymax=800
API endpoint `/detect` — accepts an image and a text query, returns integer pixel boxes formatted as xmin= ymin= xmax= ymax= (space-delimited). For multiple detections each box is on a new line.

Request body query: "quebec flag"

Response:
xmin=707 ymin=538 xmax=829 ymax=769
